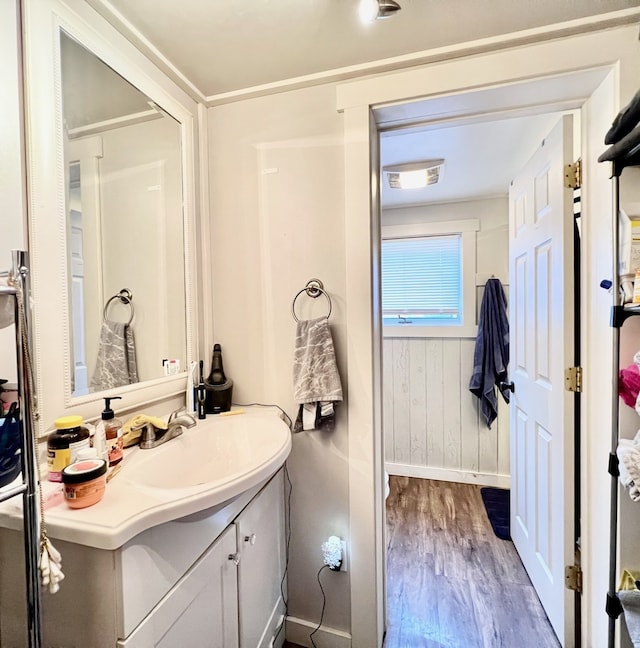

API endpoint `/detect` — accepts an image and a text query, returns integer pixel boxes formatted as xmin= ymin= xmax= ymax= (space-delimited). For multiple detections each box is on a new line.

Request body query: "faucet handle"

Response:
xmin=168 ymin=407 xmax=187 ymax=424
xmin=138 ymin=422 xmax=157 ymax=444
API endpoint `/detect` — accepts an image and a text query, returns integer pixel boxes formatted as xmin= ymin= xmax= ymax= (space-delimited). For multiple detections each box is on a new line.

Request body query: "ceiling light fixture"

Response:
xmin=383 ymin=160 xmax=446 ymax=189
xmin=359 ymin=0 xmax=402 ymax=23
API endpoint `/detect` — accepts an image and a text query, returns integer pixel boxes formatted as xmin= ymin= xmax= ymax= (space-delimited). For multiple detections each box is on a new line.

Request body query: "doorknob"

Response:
xmin=499 ymin=381 xmax=515 ymax=393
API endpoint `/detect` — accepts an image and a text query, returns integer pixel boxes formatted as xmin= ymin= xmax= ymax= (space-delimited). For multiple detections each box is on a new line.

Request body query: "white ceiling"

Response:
xmin=91 ymin=0 xmax=639 ymax=98
xmin=379 ymin=113 xmax=564 ymax=209
xmin=85 ymin=0 xmax=638 ymax=208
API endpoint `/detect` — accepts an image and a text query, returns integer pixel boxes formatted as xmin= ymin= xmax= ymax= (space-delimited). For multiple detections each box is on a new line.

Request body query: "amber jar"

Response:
xmin=47 ymin=415 xmax=91 ymax=483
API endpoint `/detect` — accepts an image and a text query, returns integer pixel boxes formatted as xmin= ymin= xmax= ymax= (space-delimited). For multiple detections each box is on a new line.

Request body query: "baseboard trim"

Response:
xmin=286 ymin=615 xmax=352 ymax=648
xmin=386 ymin=462 xmax=510 ymax=489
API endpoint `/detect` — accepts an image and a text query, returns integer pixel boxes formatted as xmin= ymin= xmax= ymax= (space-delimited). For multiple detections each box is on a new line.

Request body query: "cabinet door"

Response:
xmin=119 ymin=524 xmax=239 ymax=648
xmin=236 ymin=471 xmax=286 ymax=648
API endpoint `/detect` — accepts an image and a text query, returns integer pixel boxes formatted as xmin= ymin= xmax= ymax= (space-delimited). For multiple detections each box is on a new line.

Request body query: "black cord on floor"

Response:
xmin=310 ymin=564 xmax=330 ymax=648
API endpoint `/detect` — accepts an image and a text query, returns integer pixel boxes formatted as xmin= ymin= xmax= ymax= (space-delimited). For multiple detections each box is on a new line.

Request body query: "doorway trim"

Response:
xmin=339 ymin=16 xmax=639 ymax=648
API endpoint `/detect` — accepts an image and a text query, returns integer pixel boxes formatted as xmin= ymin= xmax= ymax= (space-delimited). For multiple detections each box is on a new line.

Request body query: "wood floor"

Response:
xmin=384 ymin=476 xmax=560 ymax=648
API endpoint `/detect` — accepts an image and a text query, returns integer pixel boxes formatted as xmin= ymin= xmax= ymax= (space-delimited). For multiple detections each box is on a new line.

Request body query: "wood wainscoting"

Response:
xmin=383 ymin=338 xmax=510 ymax=488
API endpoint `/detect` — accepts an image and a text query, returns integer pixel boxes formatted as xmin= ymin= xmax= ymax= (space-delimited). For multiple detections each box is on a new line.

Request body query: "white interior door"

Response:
xmin=508 ymin=115 xmax=575 ymax=646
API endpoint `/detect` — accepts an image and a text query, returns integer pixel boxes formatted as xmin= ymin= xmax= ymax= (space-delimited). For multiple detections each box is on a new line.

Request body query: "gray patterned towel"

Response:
xmin=293 ymin=317 xmax=342 ymax=432
xmin=90 ymin=320 xmax=139 ymax=392
xmin=618 ymin=590 xmax=640 ymax=647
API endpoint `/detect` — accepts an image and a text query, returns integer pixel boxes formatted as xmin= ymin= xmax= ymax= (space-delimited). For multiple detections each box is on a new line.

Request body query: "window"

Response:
xmin=382 ymin=234 xmax=462 ymax=326
xmin=381 ymin=219 xmax=479 ymax=338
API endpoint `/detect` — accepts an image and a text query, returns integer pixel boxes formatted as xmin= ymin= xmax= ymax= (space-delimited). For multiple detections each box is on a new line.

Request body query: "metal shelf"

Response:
xmin=0 ymin=251 xmax=42 ymax=648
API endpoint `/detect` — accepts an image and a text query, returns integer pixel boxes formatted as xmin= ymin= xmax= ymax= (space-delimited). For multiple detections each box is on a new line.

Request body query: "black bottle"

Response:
xmin=207 ymin=344 xmax=226 ymax=385
xmin=204 ymin=344 xmax=233 ymax=413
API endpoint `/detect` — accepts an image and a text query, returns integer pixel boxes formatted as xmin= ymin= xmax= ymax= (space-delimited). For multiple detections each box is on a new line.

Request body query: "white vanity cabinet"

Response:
xmin=119 ymin=524 xmax=239 ymax=648
xmin=0 ymin=469 xmax=286 ymax=648
xmin=121 ymin=469 xmax=286 ymax=648
xmin=236 ymin=468 xmax=286 ymax=648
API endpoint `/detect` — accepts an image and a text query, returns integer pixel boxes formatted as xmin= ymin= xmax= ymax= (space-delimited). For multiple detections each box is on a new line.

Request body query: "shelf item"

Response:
xmin=601 ymin=90 xmax=640 ymax=647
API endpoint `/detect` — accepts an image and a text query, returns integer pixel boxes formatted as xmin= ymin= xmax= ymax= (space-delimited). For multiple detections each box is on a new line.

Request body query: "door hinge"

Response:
xmin=565 ymin=366 xmax=582 ymax=393
xmin=565 ymin=564 xmax=583 ymax=593
xmin=564 ymin=160 xmax=581 ymax=189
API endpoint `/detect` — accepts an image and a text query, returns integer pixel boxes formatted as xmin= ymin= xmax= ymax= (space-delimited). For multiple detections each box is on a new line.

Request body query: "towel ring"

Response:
xmin=291 ymin=279 xmax=332 ymax=323
xmin=103 ymin=288 xmax=134 ymax=326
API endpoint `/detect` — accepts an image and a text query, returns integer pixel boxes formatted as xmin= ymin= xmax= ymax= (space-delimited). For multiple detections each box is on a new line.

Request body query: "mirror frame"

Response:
xmin=23 ymin=0 xmax=201 ymax=436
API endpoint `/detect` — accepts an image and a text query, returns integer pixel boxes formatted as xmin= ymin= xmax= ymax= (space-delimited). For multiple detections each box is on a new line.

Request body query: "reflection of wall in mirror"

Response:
xmin=72 ymin=116 xmax=185 ymax=389
xmin=0 ymin=0 xmax=27 ymax=386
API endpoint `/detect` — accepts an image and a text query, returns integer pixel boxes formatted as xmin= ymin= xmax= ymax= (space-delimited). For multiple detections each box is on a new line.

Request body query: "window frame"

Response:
xmin=381 ymin=218 xmax=479 ymax=338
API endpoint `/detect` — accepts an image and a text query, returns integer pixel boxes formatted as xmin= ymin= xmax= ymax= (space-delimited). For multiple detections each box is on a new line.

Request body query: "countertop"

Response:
xmin=0 ymin=408 xmax=291 ymax=550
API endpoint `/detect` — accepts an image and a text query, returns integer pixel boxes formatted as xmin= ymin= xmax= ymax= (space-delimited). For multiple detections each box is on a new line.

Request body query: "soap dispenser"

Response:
xmin=95 ymin=396 xmax=123 ymax=466
xmin=204 ymin=344 xmax=233 ymax=414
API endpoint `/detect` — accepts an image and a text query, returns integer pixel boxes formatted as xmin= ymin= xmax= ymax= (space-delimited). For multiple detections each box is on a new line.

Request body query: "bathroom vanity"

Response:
xmin=0 ymin=410 xmax=290 ymax=647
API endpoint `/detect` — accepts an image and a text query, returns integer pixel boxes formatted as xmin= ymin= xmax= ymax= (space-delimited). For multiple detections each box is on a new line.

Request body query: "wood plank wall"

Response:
xmin=383 ymin=337 xmax=510 ymax=487
xmin=382 ymin=198 xmax=511 ymax=488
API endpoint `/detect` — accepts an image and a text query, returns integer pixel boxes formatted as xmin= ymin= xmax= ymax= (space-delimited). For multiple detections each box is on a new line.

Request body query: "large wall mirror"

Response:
xmin=61 ymin=31 xmax=186 ymax=396
xmin=23 ymin=0 xmax=200 ymax=435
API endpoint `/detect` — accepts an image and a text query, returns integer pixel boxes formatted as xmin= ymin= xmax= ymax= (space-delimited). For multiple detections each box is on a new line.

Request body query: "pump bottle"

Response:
xmin=95 ymin=396 xmax=123 ymax=466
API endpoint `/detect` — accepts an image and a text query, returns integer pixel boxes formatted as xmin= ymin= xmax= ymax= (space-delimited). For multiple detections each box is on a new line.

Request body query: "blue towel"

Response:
xmin=469 ymin=278 xmax=510 ymax=428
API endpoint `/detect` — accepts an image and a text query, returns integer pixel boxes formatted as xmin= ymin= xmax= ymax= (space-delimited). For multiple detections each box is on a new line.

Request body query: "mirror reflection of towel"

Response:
xmin=90 ymin=320 xmax=138 ymax=392
xmin=0 ymin=279 xmax=15 ymax=330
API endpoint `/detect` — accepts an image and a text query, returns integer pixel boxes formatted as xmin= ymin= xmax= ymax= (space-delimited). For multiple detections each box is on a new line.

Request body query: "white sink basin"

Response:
xmin=128 ymin=413 xmax=290 ymax=492
xmin=0 ymin=408 xmax=291 ymax=550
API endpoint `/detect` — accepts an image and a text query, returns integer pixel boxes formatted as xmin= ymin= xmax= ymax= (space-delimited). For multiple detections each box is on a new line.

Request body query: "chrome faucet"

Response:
xmin=138 ymin=408 xmax=197 ymax=449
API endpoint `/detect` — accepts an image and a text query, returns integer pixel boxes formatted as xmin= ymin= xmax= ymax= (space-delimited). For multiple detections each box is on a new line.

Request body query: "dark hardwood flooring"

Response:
xmin=384 ymin=476 xmax=560 ymax=648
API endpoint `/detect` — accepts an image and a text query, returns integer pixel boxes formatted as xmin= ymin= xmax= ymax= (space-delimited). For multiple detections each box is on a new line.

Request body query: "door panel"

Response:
xmin=509 ymin=115 xmax=575 ymax=646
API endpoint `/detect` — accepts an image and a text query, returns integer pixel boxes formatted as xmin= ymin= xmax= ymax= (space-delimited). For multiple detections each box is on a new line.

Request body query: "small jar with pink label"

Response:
xmin=61 ymin=458 xmax=107 ymax=509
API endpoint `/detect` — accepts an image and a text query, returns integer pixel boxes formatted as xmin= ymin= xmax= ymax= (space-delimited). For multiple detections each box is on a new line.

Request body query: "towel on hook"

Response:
xmin=469 ymin=278 xmax=510 ymax=428
xmin=90 ymin=320 xmax=138 ymax=392
xmin=293 ymin=316 xmax=342 ymax=432
xmin=617 ymin=590 xmax=640 ymax=647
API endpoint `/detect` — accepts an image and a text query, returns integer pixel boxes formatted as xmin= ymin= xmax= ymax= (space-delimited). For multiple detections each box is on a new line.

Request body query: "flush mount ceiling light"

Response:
xmin=383 ymin=160 xmax=446 ymax=189
xmin=359 ymin=0 xmax=402 ymax=23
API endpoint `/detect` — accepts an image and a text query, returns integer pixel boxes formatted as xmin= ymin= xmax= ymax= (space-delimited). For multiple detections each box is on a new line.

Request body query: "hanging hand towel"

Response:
xmin=90 ymin=320 xmax=139 ymax=392
xmin=469 ymin=278 xmax=510 ymax=428
xmin=617 ymin=590 xmax=640 ymax=647
xmin=293 ymin=316 xmax=342 ymax=432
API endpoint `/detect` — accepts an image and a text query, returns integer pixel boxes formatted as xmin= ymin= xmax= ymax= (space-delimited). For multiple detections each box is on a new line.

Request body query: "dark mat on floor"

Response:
xmin=481 ymin=487 xmax=511 ymax=541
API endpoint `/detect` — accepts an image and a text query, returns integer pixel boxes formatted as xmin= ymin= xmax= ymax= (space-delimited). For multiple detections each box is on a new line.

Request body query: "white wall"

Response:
xmin=382 ymin=198 xmax=510 ymax=486
xmin=208 ymin=84 xmax=352 ymax=641
xmin=205 ymin=20 xmax=640 ymax=648
xmin=0 ymin=0 xmax=26 ymax=385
